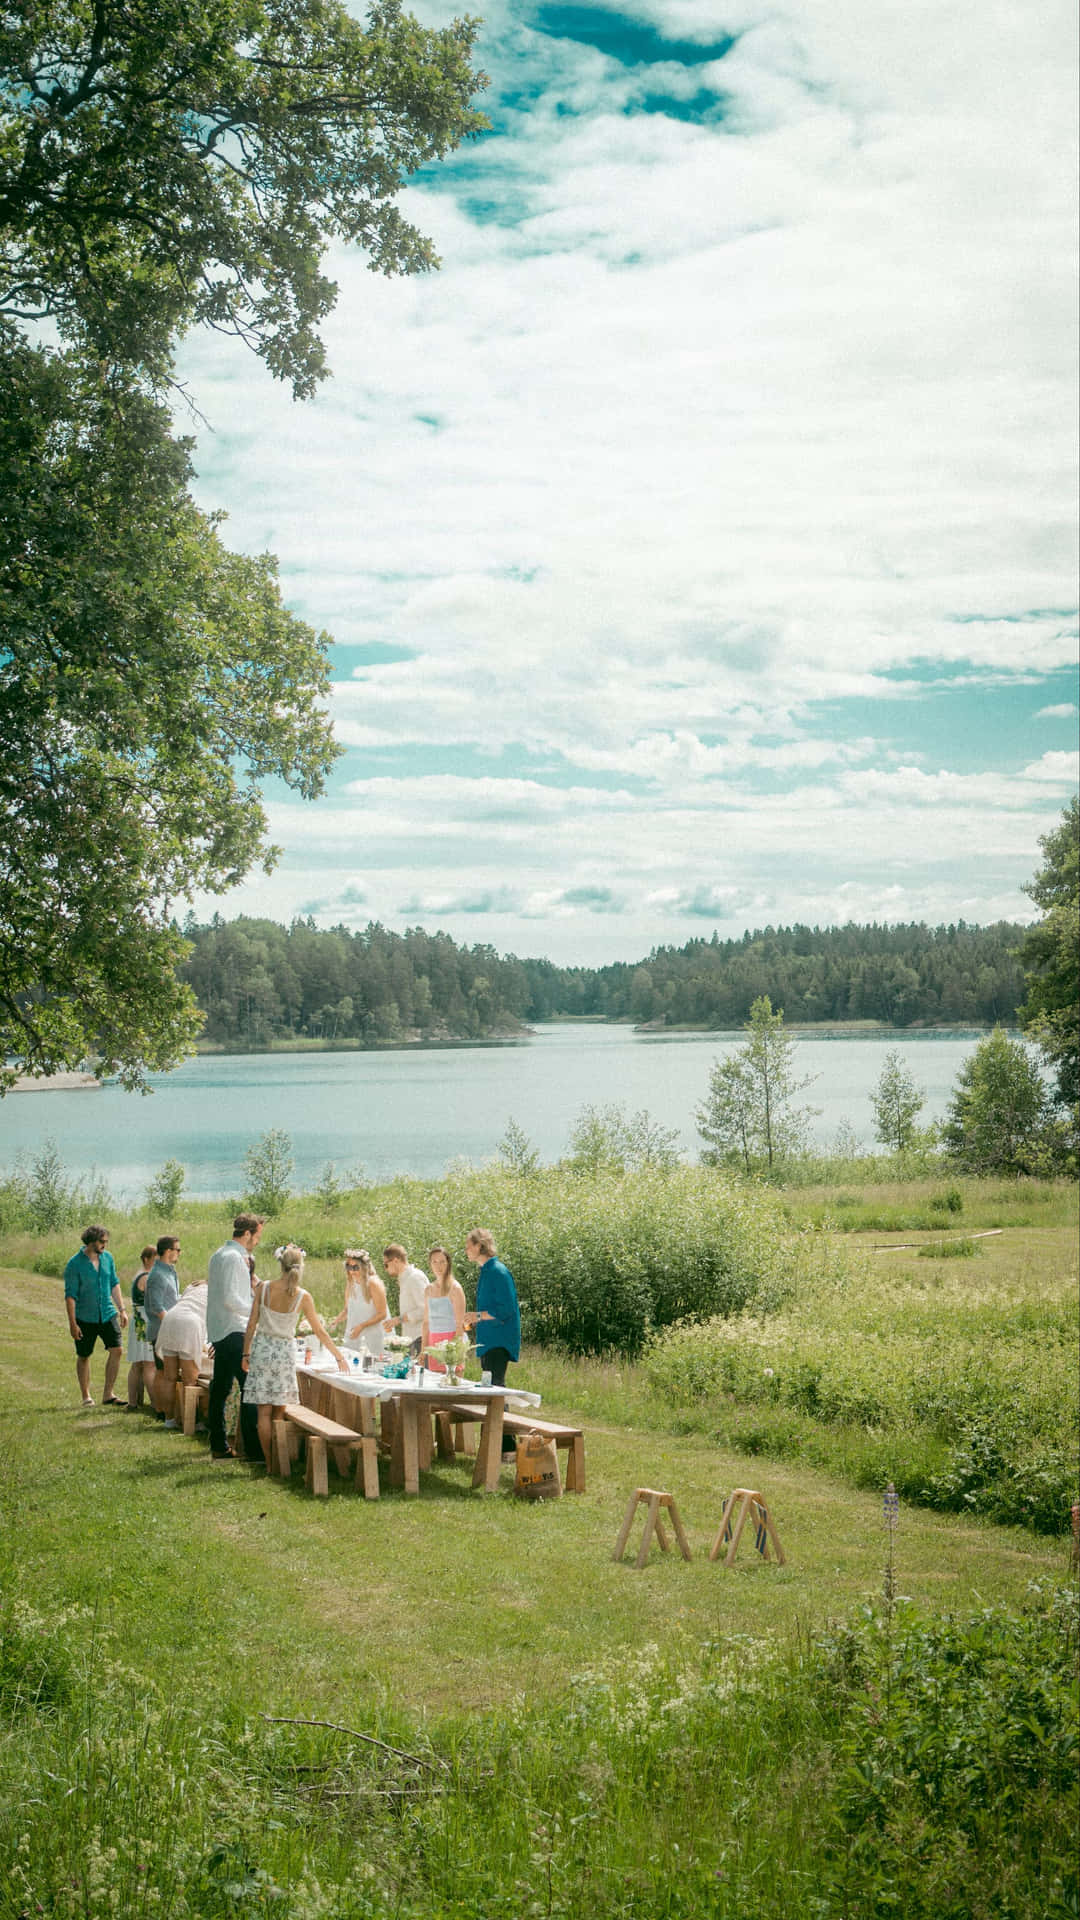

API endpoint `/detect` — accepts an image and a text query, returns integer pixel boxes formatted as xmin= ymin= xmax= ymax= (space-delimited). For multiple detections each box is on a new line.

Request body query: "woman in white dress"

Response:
xmin=329 ymin=1249 xmax=391 ymax=1359
xmin=241 ymin=1245 xmax=347 ymax=1468
xmin=125 ymin=1245 xmax=159 ymax=1410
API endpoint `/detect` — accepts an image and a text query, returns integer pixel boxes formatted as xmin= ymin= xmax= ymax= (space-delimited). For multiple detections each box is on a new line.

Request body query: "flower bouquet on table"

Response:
xmin=381 ymin=1331 xmax=413 ymax=1380
xmin=423 ymin=1334 xmax=472 ymax=1383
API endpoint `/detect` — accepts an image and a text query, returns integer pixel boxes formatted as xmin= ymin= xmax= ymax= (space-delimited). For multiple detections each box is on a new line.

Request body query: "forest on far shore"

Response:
xmin=177 ymin=914 xmax=1027 ymax=1048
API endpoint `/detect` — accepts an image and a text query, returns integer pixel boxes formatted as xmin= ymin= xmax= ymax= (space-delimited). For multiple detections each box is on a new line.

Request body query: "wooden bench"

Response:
xmin=438 ymin=1405 xmax=585 ymax=1491
xmin=275 ymin=1403 xmax=380 ymax=1499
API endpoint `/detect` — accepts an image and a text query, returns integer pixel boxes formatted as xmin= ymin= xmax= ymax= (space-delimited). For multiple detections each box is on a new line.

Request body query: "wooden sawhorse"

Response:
xmin=613 ymin=1488 xmax=692 ymax=1568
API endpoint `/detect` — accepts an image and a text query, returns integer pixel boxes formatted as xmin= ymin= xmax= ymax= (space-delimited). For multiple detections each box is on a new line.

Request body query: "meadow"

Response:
xmin=0 ymin=1163 xmax=1076 ymax=1916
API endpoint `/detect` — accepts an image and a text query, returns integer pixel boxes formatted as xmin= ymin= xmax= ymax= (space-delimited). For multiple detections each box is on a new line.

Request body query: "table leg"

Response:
xmin=473 ymin=1394 xmax=505 ymax=1492
xmin=402 ymin=1400 xmax=420 ymax=1495
xmin=388 ymin=1402 xmax=405 ymax=1488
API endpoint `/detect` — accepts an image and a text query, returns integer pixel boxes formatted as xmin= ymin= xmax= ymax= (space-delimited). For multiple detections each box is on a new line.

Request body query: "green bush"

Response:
xmin=146 ymin=1157 xmax=186 ymax=1214
xmin=642 ymin=1267 xmax=1079 ymax=1532
xmin=817 ymin=1587 xmax=1079 ymax=1917
xmin=241 ymin=1128 xmax=294 ymax=1217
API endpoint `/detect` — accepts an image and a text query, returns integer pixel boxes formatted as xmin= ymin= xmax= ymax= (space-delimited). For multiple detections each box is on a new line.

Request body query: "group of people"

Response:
xmin=63 ymin=1217 xmax=522 ymax=1467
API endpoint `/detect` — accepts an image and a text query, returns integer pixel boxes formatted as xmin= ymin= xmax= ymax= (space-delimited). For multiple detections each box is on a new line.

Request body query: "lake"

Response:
xmin=0 ymin=1024 xmax=1004 ymax=1201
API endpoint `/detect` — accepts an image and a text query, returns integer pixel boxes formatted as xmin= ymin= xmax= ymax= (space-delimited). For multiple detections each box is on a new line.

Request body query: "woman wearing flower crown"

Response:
xmin=242 ymin=1244 xmax=347 ymax=1468
xmin=328 ymin=1249 xmax=391 ymax=1359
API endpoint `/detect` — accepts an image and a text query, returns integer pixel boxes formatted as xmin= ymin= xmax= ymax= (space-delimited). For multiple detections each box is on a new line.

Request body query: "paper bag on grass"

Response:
xmin=513 ymin=1431 xmax=562 ymax=1501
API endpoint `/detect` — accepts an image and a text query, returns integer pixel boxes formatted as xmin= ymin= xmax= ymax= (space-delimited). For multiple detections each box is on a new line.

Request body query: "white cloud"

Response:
xmin=1034 ymin=704 xmax=1078 ymax=721
xmin=176 ymin=0 xmax=1077 ymax=959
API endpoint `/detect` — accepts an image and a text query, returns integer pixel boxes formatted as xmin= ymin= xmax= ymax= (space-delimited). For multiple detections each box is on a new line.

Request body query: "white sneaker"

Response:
xmin=163 ymin=1418 xmax=180 ymax=1430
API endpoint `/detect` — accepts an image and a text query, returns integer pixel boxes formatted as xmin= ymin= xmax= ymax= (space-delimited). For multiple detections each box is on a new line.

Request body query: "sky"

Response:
xmin=180 ymin=0 xmax=1079 ymax=966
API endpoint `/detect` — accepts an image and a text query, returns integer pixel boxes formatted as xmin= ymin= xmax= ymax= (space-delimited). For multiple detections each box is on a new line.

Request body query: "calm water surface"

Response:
xmin=2 ymin=1024 xmax=997 ymax=1200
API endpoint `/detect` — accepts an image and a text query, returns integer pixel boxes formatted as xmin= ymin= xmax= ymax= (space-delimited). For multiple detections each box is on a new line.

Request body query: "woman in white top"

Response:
xmin=329 ymin=1249 xmax=391 ymax=1358
xmin=242 ymin=1245 xmax=346 ymax=1468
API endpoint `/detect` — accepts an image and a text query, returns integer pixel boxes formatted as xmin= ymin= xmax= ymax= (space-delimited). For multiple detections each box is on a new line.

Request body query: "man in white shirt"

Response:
xmin=206 ymin=1212 xmax=264 ymax=1461
xmin=382 ymin=1243 xmax=427 ymax=1354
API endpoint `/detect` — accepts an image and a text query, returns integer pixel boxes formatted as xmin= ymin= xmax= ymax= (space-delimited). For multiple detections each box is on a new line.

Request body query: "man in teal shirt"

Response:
xmin=64 ymin=1225 xmax=127 ymax=1409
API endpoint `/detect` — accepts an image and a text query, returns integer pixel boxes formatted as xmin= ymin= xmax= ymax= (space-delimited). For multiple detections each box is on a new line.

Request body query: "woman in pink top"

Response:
xmin=422 ymin=1245 xmax=467 ymax=1373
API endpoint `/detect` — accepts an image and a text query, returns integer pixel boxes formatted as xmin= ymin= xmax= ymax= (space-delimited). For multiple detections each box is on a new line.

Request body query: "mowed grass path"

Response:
xmin=1 ymin=1265 xmax=1064 ymax=1722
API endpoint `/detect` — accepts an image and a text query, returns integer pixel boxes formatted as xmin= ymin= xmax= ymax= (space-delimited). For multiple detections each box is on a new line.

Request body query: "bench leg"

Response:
xmin=274 ymin=1418 xmax=293 ymax=1478
xmin=565 ymin=1434 xmax=585 ymax=1493
xmin=305 ymin=1435 xmax=329 ymax=1496
xmin=435 ymin=1412 xmax=454 ymax=1461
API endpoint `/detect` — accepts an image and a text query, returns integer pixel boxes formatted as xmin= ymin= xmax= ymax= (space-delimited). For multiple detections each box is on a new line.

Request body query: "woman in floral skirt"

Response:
xmin=241 ymin=1244 xmax=347 ymax=1468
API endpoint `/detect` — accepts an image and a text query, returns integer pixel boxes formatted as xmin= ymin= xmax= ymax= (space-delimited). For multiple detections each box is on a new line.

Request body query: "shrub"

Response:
xmin=817 ymin=1587 xmax=1079 ymax=1917
xmin=146 ymin=1157 xmax=186 ymax=1214
xmin=241 ymin=1129 xmax=294 ymax=1217
xmin=26 ymin=1139 xmax=75 ymax=1233
xmin=314 ymin=1160 xmax=343 ymax=1211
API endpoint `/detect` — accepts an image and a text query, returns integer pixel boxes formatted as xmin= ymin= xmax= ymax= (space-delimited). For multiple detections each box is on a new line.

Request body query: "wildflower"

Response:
xmin=883 ymin=1482 xmax=899 ymax=1527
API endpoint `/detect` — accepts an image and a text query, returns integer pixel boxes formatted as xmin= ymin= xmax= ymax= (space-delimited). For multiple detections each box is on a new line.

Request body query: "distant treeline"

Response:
xmin=178 ymin=915 xmax=1027 ymax=1047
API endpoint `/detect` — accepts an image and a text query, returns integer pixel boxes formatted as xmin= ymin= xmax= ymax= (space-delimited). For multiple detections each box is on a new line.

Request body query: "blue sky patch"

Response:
xmin=531 ymin=7 xmax=737 ymax=68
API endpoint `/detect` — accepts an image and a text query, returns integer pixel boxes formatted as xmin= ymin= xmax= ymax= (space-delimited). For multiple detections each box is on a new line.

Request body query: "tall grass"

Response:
xmin=0 ymin=1582 xmax=1073 ymax=1919
xmin=643 ymin=1233 xmax=1079 ymax=1531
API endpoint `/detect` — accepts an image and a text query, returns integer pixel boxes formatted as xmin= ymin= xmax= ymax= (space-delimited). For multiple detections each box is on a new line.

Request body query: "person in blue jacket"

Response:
xmin=463 ymin=1228 xmax=520 ymax=1388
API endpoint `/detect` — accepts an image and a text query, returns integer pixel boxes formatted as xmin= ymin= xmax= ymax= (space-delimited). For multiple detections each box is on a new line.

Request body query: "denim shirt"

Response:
xmin=63 ymin=1248 xmax=119 ymax=1323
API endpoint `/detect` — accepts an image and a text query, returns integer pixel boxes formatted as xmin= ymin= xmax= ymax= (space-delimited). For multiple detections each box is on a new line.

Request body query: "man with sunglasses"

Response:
xmin=64 ymin=1225 xmax=128 ymax=1409
xmin=143 ymin=1235 xmax=182 ymax=1419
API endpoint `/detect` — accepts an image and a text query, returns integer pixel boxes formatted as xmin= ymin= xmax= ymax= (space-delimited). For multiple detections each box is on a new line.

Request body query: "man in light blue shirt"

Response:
xmin=64 ymin=1224 xmax=128 ymax=1409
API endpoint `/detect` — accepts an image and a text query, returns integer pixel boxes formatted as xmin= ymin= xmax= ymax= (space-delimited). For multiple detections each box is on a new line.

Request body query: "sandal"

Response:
xmin=102 ymin=1396 xmax=124 ymax=1407
xmin=81 ymin=1396 xmax=94 ymax=1409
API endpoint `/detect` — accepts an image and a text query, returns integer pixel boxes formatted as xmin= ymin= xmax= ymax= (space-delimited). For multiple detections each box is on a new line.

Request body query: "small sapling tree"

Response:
xmin=870 ymin=1050 xmax=925 ymax=1152
xmin=242 ymin=1129 xmax=294 ymax=1217
xmin=146 ymin=1159 xmax=185 ymax=1214
xmin=697 ymin=997 xmax=817 ymax=1173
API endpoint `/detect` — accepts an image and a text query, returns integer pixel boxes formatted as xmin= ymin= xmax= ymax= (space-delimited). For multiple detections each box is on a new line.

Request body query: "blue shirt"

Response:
xmin=144 ymin=1259 xmax=180 ymax=1344
xmin=64 ymin=1248 xmax=119 ymax=1323
xmin=475 ymin=1257 xmax=521 ymax=1362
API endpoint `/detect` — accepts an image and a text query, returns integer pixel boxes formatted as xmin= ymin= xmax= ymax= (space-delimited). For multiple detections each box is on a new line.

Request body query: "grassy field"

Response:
xmin=1 ymin=1221 xmax=1077 ymax=1920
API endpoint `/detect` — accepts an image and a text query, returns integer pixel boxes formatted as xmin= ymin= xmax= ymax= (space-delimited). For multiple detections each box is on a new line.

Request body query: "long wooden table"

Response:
xmin=296 ymin=1358 xmax=541 ymax=1495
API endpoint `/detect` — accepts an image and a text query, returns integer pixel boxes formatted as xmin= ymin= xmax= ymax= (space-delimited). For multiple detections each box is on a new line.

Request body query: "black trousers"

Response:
xmin=482 ymin=1346 xmax=512 ymax=1388
xmin=208 ymin=1330 xmax=260 ymax=1457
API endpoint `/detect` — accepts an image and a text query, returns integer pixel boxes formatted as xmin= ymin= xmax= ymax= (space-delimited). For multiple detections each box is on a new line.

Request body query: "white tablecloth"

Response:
xmin=297 ymin=1351 xmax=540 ymax=1412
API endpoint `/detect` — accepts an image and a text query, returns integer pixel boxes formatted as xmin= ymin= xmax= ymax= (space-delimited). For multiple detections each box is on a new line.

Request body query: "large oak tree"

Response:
xmin=1 ymin=1 xmax=487 ymax=1088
